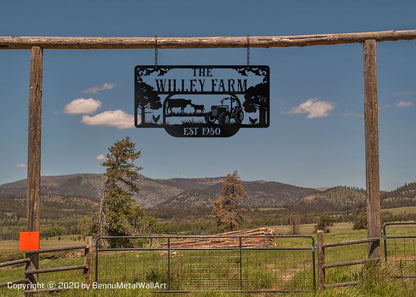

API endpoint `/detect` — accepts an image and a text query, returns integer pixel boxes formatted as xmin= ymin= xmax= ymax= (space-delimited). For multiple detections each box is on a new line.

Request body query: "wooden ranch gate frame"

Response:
xmin=1 ymin=30 xmax=416 ymax=276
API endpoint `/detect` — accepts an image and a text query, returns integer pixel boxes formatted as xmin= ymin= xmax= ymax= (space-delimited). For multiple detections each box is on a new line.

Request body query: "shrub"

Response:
xmin=44 ymin=226 xmax=65 ymax=238
xmin=353 ymin=213 xmax=367 ymax=230
xmin=314 ymin=215 xmax=334 ymax=233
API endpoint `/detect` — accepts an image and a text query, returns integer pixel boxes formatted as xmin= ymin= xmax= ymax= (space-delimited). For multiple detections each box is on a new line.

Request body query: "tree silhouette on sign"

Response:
xmin=136 ymin=82 xmax=162 ymax=125
xmin=243 ymin=83 xmax=268 ymax=126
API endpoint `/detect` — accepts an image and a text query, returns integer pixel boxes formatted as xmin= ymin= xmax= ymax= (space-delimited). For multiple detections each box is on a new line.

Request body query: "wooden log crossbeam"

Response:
xmin=25 ymin=264 xmax=86 ymax=274
xmin=25 ymin=287 xmax=68 ymax=294
xmin=0 ymin=30 xmax=415 ymax=50
xmin=323 ymin=281 xmax=359 ymax=289
xmin=322 ymin=237 xmax=380 ymax=248
xmin=0 ymin=258 xmax=30 ymax=268
xmin=25 ymin=245 xmax=87 ymax=254
xmin=323 ymin=257 xmax=381 ymax=269
xmin=0 ymin=279 xmax=30 ymax=288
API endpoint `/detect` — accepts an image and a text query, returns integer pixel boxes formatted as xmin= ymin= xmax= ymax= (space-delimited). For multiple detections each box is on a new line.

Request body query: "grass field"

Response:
xmin=0 ymin=236 xmax=83 ymax=263
xmin=1 ymin=223 xmax=416 ymax=296
xmin=384 ymin=206 xmax=416 ymax=216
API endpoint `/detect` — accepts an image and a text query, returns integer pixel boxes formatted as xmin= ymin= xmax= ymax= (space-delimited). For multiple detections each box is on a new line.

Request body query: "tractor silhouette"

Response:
xmin=205 ymin=95 xmax=244 ymax=125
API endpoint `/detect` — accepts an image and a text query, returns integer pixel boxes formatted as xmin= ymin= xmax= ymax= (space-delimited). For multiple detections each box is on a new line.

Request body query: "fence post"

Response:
xmin=83 ymin=236 xmax=93 ymax=288
xmin=317 ymin=230 xmax=325 ymax=289
xmin=25 ymin=257 xmax=37 ymax=291
xmin=363 ymin=39 xmax=382 ymax=259
xmin=26 ymin=45 xmax=43 ymax=288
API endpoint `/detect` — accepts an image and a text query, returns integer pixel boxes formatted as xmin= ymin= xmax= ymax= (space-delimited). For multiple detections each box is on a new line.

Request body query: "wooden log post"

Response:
xmin=317 ymin=230 xmax=325 ymax=289
xmin=83 ymin=236 xmax=93 ymax=287
xmin=26 ymin=45 xmax=43 ymax=285
xmin=363 ymin=39 xmax=382 ymax=259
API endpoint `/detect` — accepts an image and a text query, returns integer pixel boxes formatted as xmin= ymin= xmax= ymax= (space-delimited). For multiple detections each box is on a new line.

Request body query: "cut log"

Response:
xmin=160 ymin=228 xmax=276 ymax=248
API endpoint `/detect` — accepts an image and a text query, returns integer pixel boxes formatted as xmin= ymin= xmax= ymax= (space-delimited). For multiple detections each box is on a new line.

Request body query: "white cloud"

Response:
xmin=397 ymin=91 xmax=412 ymax=96
xmin=397 ymin=101 xmax=414 ymax=108
xmin=15 ymin=163 xmax=26 ymax=168
xmin=96 ymin=154 xmax=106 ymax=161
xmin=379 ymin=104 xmax=391 ymax=110
xmin=288 ymin=98 xmax=334 ymax=119
xmin=81 ymin=110 xmax=134 ymax=129
xmin=83 ymin=83 xmax=114 ymax=94
xmin=64 ymin=98 xmax=102 ymax=115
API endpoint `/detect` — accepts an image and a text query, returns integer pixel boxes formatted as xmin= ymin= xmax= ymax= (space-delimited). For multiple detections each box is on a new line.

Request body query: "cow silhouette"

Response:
xmin=192 ymin=104 xmax=205 ymax=113
xmin=166 ymin=99 xmax=192 ymax=114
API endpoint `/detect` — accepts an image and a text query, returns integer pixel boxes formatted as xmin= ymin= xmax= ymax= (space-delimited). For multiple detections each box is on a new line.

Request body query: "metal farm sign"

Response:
xmin=134 ymin=65 xmax=270 ymax=137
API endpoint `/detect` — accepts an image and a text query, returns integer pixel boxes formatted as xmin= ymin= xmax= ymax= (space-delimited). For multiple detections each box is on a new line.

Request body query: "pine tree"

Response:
xmin=98 ymin=137 xmax=154 ymax=246
xmin=213 ymin=170 xmax=247 ymax=231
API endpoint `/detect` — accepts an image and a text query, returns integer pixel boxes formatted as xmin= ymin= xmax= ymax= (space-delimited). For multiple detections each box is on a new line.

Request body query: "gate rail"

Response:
xmin=383 ymin=222 xmax=416 ymax=279
xmin=95 ymin=235 xmax=316 ymax=293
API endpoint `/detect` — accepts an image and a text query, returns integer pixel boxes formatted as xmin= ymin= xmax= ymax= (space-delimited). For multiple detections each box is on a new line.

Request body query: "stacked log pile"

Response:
xmin=161 ymin=228 xmax=276 ymax=248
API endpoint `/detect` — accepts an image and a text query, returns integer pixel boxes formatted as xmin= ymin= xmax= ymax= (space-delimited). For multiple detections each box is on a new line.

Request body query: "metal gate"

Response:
xmin=95 ymin=235 xmax=315 ymax=293
xmin=383 ymin=222 xmax=416 ymax=280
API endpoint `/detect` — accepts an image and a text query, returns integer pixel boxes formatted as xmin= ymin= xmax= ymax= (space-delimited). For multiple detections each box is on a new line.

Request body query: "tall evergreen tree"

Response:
xmin=213 ymin=170 xmax=247 ymax=231
xmin=99 ymin=137 xmax=154 ymax=245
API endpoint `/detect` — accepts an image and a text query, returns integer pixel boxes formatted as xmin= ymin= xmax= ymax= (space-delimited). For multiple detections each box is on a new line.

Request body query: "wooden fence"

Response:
xmin=0 ymin=236 xmax=92 ymax=294
xmin=317 ymin=230 xmax=381 ymax=289
xmin=0 ymin=258 xmax=31 ymax=289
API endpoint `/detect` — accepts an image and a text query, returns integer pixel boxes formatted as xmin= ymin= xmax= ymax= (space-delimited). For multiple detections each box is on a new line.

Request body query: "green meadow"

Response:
xmin=1 ymin=223 xmax=416 ymax=296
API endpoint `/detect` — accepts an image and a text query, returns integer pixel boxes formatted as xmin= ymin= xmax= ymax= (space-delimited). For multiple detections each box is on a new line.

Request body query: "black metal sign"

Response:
xmin=134 ymin=65 xmax=269 ymax=137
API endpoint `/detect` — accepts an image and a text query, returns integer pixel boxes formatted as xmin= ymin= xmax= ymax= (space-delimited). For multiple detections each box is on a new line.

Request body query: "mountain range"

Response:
xmin=0 ymin=173 xmax=317 ymax=209
xmin=1 ymin=174 xmax=415 ymax=210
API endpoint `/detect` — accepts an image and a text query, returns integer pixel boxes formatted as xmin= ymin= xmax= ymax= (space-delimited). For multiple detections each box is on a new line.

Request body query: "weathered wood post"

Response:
xmin=83 ymin=236 xmax=93 ymax=287
xmin=317 ymin=230 xmax=325 ymax=289
xmin=26 ymin=45 xmax=43 ymax=284
xmin=363 ymin=39 xmax=382 ymax=259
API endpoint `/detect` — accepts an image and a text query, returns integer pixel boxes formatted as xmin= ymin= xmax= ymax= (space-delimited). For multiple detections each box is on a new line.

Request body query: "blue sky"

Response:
xmin=0 ymin=0 xmax=415 ymax=190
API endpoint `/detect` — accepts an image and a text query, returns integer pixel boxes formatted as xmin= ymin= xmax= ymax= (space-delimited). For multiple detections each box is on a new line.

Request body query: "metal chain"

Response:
xmin=155 ymin=35 xmax=158 ymax=67
xmin=247 ymin=35 xmax=250 ymax=66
